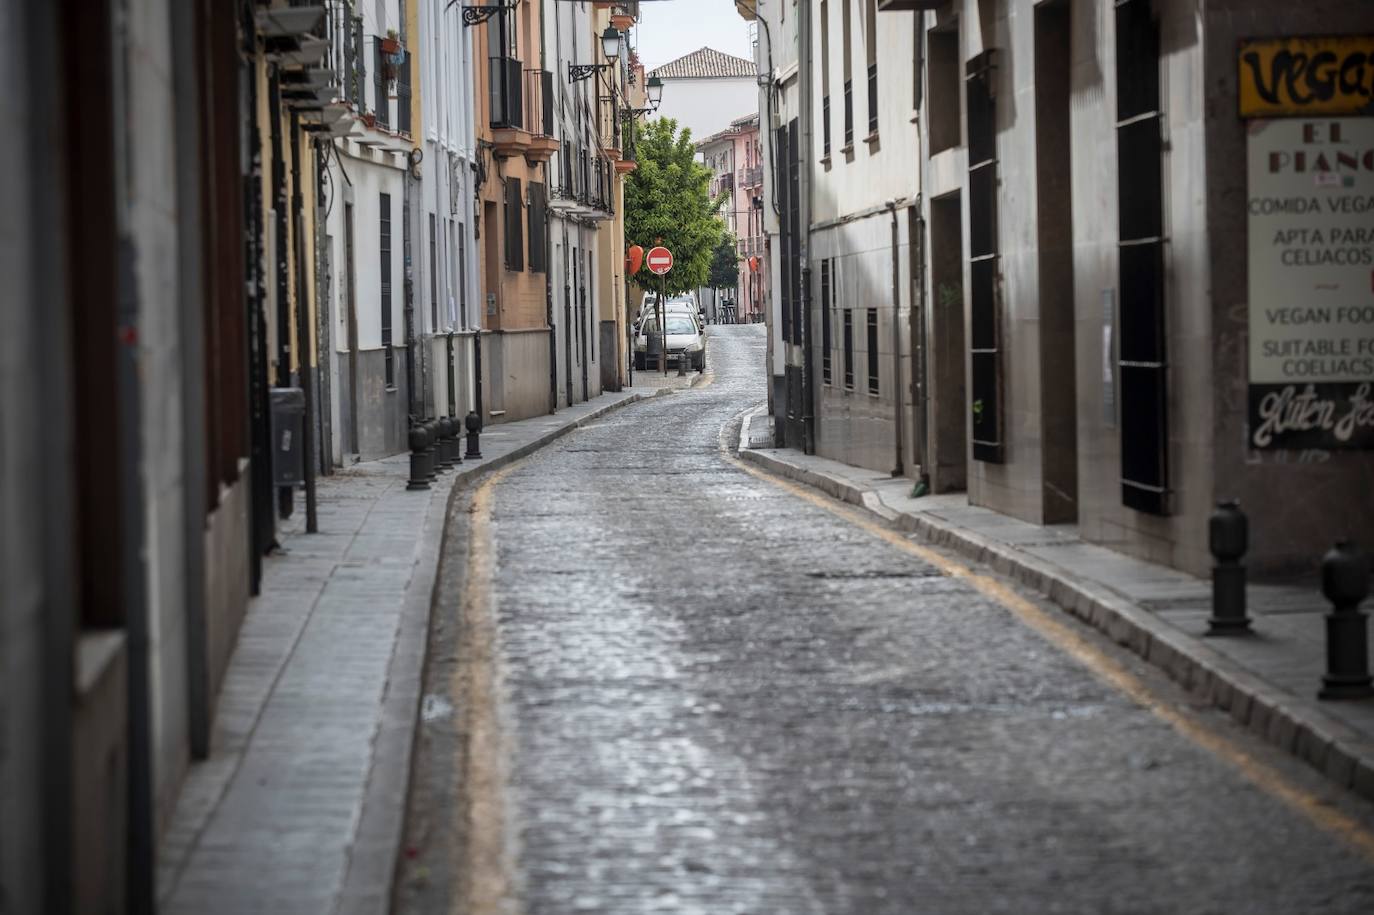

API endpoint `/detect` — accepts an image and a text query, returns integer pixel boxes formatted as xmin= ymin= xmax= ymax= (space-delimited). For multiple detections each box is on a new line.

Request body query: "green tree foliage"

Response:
xmin=708 ymin=233 xmax=739 ymax=290
xmin=625 ymin=118 xmax=726 ymax=296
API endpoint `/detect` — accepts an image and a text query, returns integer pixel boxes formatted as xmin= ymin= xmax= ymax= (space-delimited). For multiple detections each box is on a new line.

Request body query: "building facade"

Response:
xmin=650 ymin=47 xmax=759 ymax=144
xmin=741 ymin=0 xmax=1374 ymax=578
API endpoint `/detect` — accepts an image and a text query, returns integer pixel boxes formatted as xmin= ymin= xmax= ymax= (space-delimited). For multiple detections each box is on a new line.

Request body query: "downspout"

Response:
xmin=889 ymin=198 xmax=904 ymax=477
xmin=290 ymin=117 xmax=318 ymax=532
xmin=913 ymin=19 xmax=930 ymax=493
xmin=799 ymin=0 xmax=816 ymax=454
xmin=544 ymin=0 xmax=558 ymax=412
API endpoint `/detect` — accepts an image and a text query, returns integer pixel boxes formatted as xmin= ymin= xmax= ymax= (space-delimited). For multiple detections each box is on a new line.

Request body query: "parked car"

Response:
xmin=634 ymin=313 xmax=706 ymax=372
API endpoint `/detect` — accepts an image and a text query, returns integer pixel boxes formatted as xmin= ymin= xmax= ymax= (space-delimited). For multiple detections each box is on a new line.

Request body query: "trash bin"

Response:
xmin=270 ymin=387 xmax=305 ymax=486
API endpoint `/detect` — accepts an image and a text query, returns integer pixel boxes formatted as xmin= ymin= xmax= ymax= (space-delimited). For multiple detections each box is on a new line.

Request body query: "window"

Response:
xmin=821 ymin=259 xmax=832 ymax=384
xmin=821 ymin=0 xmax=831 ymax=157
xmin=865 ymin=0 xmax=878 ymax=137
xmin=428 ymin=213 xmax=438 ymax=332
xmin=504 ymin=178 xmax=523 ymax=271
xmin=928 ymin=26 xmax=959 ymax=154
xmin=867 ymin=307 xmax=879 ymax=394
xmin=380 ymin=192 xmax=393 ymax=386
xmin=967 ymin=50 xmax=1002 ymax=462
xmin=373 ymin=38 xmax=389 ymax=129
xmin=528 ymin=183 xmax=546 ymax=272
xmin=843 ymin=308 xmax=854 ymax=389
xmin=1116 ymin=0 xmax=1168 ymax=515
xmin=841 ymin=0 xmax=854 ymax=148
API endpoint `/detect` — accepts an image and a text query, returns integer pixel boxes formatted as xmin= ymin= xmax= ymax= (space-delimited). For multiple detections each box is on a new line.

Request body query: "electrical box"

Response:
xmin=270 ymin=387 xmax=305 ymax=487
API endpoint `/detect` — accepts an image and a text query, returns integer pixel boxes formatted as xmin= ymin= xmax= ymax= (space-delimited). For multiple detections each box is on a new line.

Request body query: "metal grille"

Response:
xmin=1115 ymin=0 xmax=1168 ymax=515
xmin=966 ymin=50 xmax=1002 ymax=463
xmin=380 ymin=192 xmax=393 ymax=385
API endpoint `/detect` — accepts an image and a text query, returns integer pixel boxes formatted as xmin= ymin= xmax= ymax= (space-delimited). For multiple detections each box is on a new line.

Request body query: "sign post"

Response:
xmin=647 ymin=246 xmax=674 ymax=375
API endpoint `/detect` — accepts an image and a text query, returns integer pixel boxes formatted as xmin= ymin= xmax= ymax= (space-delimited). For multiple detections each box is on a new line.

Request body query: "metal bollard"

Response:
xmin=1319 ymin=540 xmax=1373 ymax=700
xmin=1207 ymin=500 xmax=1251 ymax=634
xmin=422 ymin=420 xmax=440 ymax=478
xmin=448 ymin=414 xmax=463 ymax=465
xmin=677 ymin=350 xmax=687 ymax=377
xmin=437 ymin=416 xmax=455 ymax=469
xmin=406 ymin=423 xmax=431 ymax=491
xmin=465 ymin=410 xmax=483 ymax=459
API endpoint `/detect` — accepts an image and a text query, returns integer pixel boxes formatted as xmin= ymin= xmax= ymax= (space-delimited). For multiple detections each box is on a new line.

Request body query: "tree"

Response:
xmin=708 ymin=234 xmax=739 ymax=290
xmin=624 ymin=117 xmax=726 ymax=296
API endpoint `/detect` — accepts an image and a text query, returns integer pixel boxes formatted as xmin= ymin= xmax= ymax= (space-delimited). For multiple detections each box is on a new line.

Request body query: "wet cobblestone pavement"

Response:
xmin=400 ymin=325 xmax=1374 ymax=914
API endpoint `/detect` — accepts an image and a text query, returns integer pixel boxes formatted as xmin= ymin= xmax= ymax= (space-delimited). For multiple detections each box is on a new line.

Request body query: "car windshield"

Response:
xmin=665 ymin=318 xmax=697 ymax=335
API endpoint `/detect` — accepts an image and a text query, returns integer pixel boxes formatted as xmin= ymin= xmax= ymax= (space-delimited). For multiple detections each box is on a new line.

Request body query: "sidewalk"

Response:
xmin=738 ymin=412 xmax=1374 ymax=804
xmin=157 ymin=375 xmax=702 ymax=914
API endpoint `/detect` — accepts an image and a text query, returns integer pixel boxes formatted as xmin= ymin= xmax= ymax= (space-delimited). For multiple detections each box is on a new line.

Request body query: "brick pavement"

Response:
xmin=157 ymin=376 xmax=701 ymax=914
xmin=738 ymin=410 xmax=1374 ymax=805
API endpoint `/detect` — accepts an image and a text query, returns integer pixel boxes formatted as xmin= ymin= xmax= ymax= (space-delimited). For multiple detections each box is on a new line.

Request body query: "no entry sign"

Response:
xmin=646 ymin=246 xmax=673 ymax=276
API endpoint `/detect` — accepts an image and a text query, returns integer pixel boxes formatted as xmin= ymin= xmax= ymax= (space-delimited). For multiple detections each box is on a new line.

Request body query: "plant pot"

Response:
xmin=380 ymin=36 xmax=401 ymax=56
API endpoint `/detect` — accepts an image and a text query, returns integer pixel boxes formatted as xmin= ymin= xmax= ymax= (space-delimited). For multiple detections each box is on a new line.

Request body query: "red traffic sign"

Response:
xmin=646 ymin=246 xmax=674 ymax=276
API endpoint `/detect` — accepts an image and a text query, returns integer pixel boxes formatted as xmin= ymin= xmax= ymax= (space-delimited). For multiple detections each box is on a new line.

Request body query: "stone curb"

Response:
xmin=345 ymin=382 xmax=698 ymax=912
xmin=737 ymin=443 xmax=1374 ymax=805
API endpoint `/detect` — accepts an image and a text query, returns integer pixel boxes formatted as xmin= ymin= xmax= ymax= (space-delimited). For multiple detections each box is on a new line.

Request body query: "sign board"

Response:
xmin=1239 ymin=36 xmax=1374 ymax=118
xmin=646 ymin=246 xmax=673 ymax=276
xmin=1246 ymin=118 xmax=1374 ymax=449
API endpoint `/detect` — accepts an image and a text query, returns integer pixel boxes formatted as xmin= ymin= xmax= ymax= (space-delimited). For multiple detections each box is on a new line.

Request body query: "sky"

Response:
xmin=631 ymin=0 xmax=755 ymax=70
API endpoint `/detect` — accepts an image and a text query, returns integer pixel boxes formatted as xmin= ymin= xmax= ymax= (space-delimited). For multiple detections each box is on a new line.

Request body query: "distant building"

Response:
xmin=698 ymin=113 xmax=767 ymax=324
xmin=649 ymin=47 xmax=757 ymax=145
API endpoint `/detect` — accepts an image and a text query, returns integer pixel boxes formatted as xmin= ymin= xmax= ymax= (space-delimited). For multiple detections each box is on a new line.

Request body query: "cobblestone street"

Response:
xmin=400 ymin=325 xmax=1374 ymax=914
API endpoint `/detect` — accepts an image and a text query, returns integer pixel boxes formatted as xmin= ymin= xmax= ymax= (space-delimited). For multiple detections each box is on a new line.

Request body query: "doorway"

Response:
xmin=1035 ymin=0 xmax=1078 ymax=522
xmin=929 ymin=192 xmax=967 ymax=493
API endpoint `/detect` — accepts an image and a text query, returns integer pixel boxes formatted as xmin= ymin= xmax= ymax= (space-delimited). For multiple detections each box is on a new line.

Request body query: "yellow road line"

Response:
xmin=451 ymin=461 xmax=525 ymax=915
xmin=722 ymin=439 xmax=1374 ymax=864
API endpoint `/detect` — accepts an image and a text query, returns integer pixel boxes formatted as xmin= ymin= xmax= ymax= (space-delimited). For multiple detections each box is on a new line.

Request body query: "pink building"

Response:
xmin=698 ymin=113 xmax=766 ymax=323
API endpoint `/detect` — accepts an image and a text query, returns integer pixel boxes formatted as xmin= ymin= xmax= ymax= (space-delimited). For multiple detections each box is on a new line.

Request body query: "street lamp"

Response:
xmin=647 ymin=74 xmax=663 ymax=109
xmin=570 ymin=26 xmax=622 ymax=82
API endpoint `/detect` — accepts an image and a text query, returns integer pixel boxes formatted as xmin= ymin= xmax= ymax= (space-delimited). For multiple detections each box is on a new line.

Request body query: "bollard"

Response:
xmin=423 ymin=420 xmax=440 ymax=478
xmin=1207 ymin=500 xmax=1251 ymax=634
xmin=677 ymin=350 xmax=687 ymax=377
xmin=406 ymin=423 xmax=431 ymax=491
xmin=1319 ymin=540 xmax=1373 ymax=700
xmin=465 ymin=410 xmax=483 ymax=459
xmin=450 ymin=414 xmax=464 ymax=464
xmin=437 ymin=416 xmax=455 ymax=469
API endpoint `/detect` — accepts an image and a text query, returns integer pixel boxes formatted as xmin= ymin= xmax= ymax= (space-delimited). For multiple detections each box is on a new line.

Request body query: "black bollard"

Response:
xmin=406 ymin=423 xmax=431 ymax=491
xmin=449 ymin=414 xmax=463 ymax=465
xmin=1320 ymin=541 xmax=1373 ymax=700
xmin=423 ymin=417 xmax=439 ymax=478
xmin=677 ymin=349 xmax=687 ymax=377
xmin=437 ymin=416 xmax=454 ymax=469
xmin=465 ymin=410 xmax=483 ymax=459
xmin=1207 ymin=500 xmax=1251 ymax=634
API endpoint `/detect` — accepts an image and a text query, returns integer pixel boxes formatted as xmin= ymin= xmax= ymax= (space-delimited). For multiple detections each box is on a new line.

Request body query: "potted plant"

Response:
xmin=380 ymin=28 xmax=402 ymax=58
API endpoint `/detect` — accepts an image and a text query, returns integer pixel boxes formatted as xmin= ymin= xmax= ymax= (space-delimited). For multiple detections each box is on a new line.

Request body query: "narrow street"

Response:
xmin=399 ymin=325 xmax=1374 ymax=914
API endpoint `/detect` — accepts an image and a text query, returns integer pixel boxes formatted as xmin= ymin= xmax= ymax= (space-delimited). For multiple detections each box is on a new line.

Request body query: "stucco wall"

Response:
xmin=482 ymin=328 xmax=554 ymax=423
xmin=652 ymin=76 xmax=759 ymax=145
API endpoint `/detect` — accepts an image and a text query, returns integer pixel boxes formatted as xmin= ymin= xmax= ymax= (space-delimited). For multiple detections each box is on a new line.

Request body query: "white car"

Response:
xmin=634 ymin=313 xmax=706 ymax=372
xmin=635 ymin=299 xmax=700 ymax=336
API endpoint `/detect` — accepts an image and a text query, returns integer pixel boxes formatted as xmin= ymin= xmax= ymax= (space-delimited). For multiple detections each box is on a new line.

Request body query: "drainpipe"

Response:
xmin=544 ymin=0 xmax=558 ymax=412
xmin=799 ymin=0 xmax=816 ymax=454
xmin=290 ymin=117 xmax=318 ymax=532
xmin=889 ymin=198 xmax=904 ymax=477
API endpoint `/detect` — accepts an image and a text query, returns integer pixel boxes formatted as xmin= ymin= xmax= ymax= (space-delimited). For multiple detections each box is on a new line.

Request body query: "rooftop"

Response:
xmin=649 ymin=47 xmax=756 ymax=80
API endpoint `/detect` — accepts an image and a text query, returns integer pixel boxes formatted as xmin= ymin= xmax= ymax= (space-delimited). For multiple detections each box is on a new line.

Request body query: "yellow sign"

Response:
xmin=1239 ymin=36 xmax=1374 ymax=118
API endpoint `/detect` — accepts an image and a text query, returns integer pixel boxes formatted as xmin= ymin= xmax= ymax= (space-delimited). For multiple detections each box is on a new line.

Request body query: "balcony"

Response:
xmin=611 ymin=2 xmax=639 ymax=30
xmin=738 ymin=166 xmax=763 ymax=188
xmin=489 ymin=56 xmax=529 ymax=158
xmin=712 ymin=172 xmax=734 ymax=197
xmin=524 ymin=69 xmax=559 ymax=163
